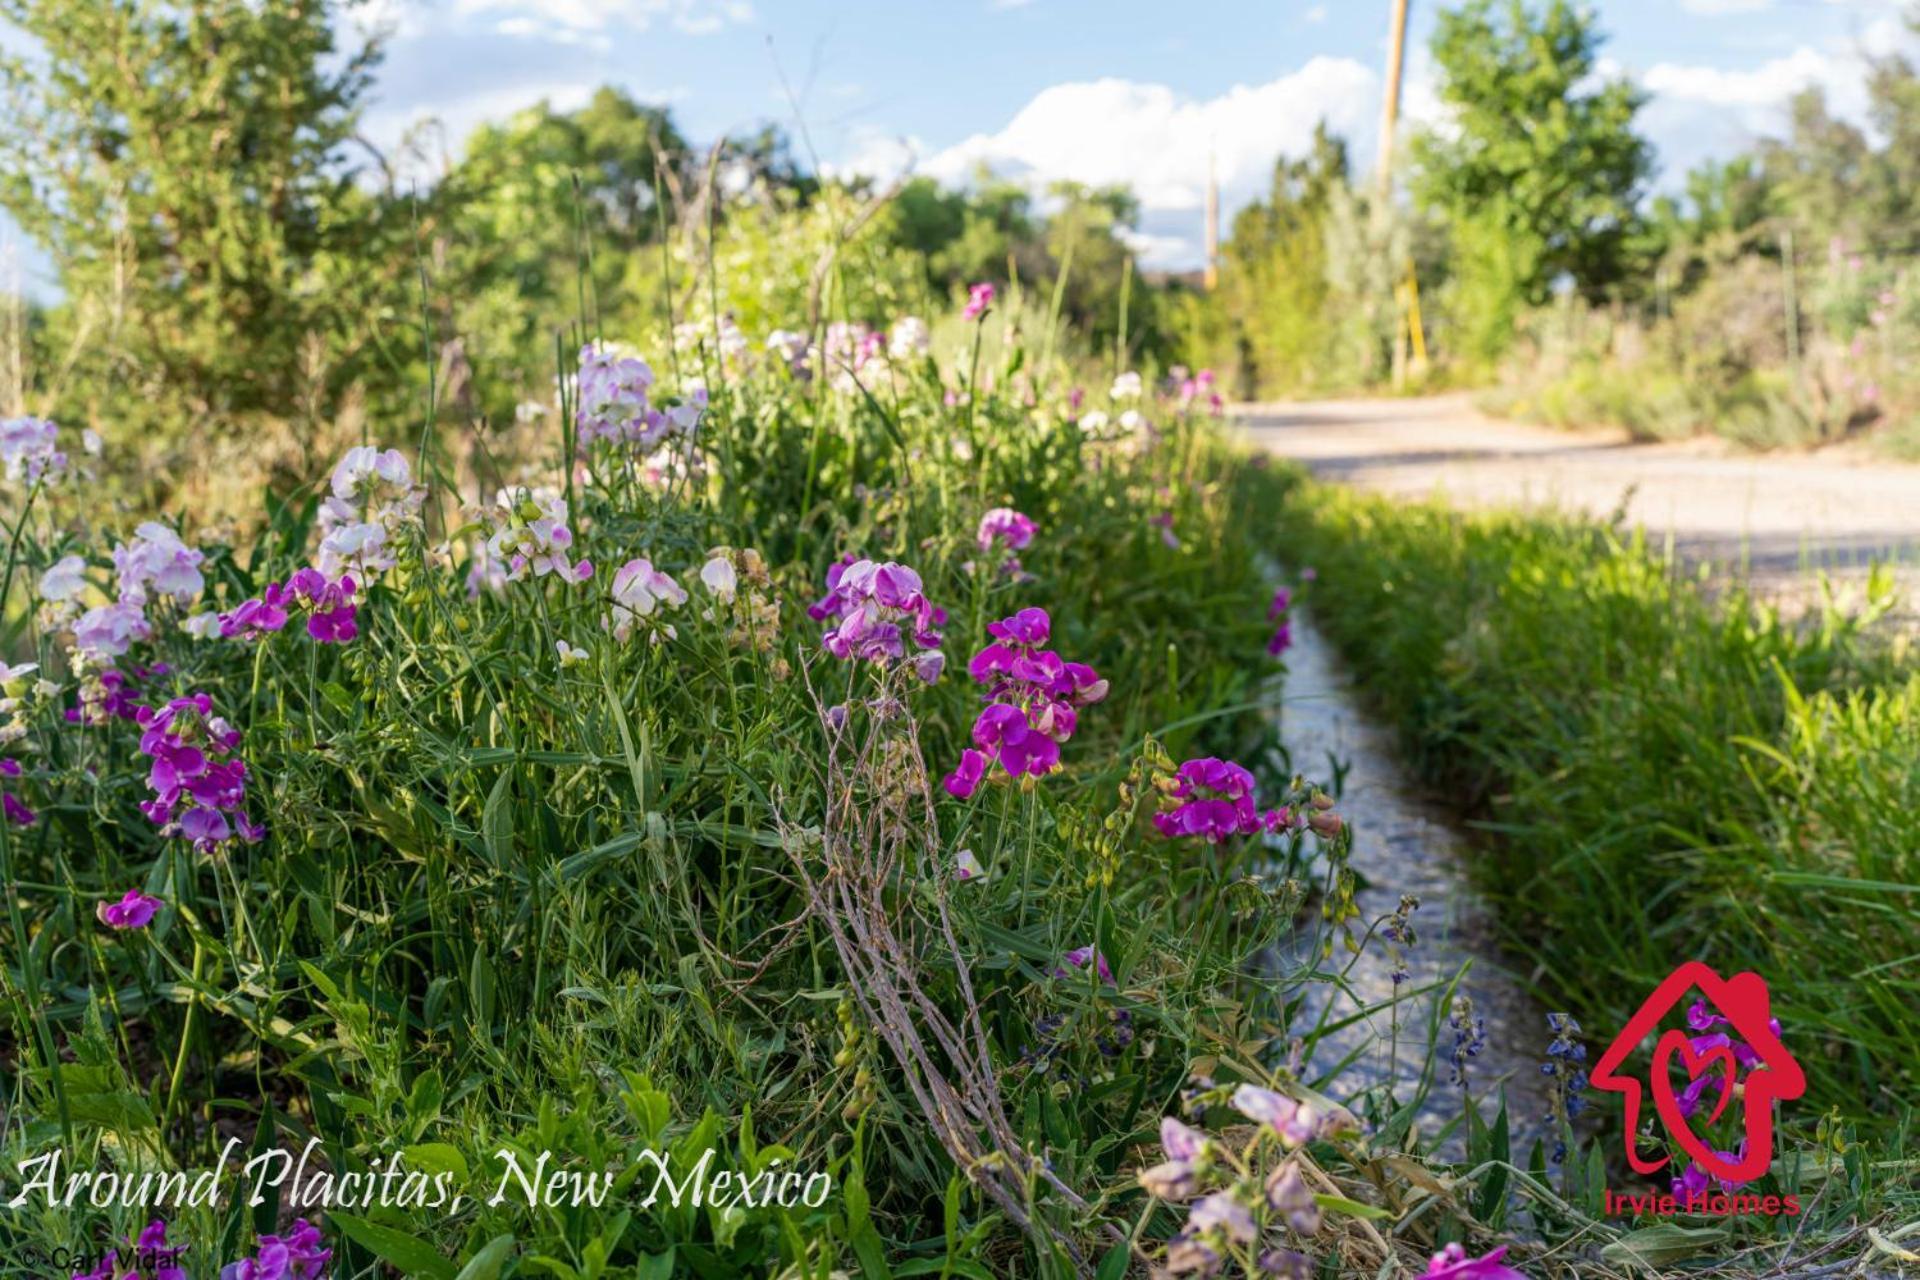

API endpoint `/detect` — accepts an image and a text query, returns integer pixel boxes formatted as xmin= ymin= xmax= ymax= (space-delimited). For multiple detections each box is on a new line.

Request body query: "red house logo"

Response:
xmin=1590 ymin=962 xmax=1804 ymax=1185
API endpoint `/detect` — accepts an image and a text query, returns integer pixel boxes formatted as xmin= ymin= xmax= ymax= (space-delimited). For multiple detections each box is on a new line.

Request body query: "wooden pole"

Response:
xmin=1378 ymin=0 xmax=1411 ymax=191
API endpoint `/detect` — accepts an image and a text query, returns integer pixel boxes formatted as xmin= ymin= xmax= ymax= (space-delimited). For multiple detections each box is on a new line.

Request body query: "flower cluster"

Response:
xmin=976 ymin=507 xmax=1035 ymax=554
xmin=68 ymin=665 xmax=154 ymax=727
xmin=607 ymin=558 xmax=686 ymax=643
xmin=2 ymin=414 xmax=69 ymax=484
xmin=114 ymin=522 xmax=205 ymax=606
xmin=316 ymin=446 xmax=424 ymax=582
xmin=1265 ymin=586 xmax=1293 ymax=657
xmin=1539 ymin=1011 xmax=1589 ymax=1163
xmin=943 ymin=607 xmax=1106 ymax=799
xmin=1381 ymin=893 xmax=1420 ymax=987
xmin=136 ymin=694 xmax=263 ymax=851
xmin=219 ymin=1219 xmax=330 ymax=1280
xmin=1136 ymin=1084 xmax=1359 ymax=1277
xmin=576 ymin=340 xmax=657 ymax=445
xmin=1174 ymin=367 xmax=1225 ymax=416
xmin=1448 ymin=994 xmax=1488 ymax=1088
xmin=484 ymin=488 xmax=594 ymax=584
xmin=219 ymin=568 xmax=359 ymax=644
xmin=1151 ymin=757 xmax=1290 ymax=843
xmin=577 ymin=341 xmax=705 ymax=449
xmin=808 ymin=556 xmax=945 ymax=683
xmin=974 ymin=506 xmax=1037 ymax=578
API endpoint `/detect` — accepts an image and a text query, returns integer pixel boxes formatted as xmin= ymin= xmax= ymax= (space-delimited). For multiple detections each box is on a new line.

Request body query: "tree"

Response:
xmin=1204 ymin=123 xmax=1350 ymax=395
xmin=0 ymin=0 xmax=425 ymax=477
xmin=439 ymin=88 xmax=691 ymax=417
xmin=1412 ymin=0 xmax=1651 ymax=362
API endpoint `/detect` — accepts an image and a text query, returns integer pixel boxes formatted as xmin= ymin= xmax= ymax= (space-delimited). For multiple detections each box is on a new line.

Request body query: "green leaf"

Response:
xmin=328 ymin=1212 xmax=458 ymax=1280
xmin=1311 ymin=1194 xmax=1393 ymax=1220
xmin=453 ymin=1235 xmax=516 ymax=1280
xmin=482 ymin=771 xmax=514 ymax=867
xmin=1600 ymin=1224 xmax=1730 ymax=1269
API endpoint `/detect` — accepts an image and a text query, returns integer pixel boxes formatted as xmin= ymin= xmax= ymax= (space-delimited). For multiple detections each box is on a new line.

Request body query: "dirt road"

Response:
xmin=1236 ymin=394 xmax=1920 ymax=593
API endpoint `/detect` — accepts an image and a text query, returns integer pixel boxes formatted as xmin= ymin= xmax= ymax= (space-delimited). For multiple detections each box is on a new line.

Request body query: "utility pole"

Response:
xmin=1378 ymin=0 xmax=1411 ymax=192
xmin=1204 ymin=150 xmax=1220 ymax=291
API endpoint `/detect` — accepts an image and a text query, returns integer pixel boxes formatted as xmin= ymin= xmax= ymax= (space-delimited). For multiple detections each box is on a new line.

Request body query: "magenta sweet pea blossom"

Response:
xmin=222 ymin=568 xmax=359 ymax=644
xmin=976 ymin=507 xmax=1037 ymax=553
xmin=942 ymin=607 xmax=1106 ymax=799
xmin=962 ymin=281 xmax=995 ymax=322
xmin=136 ymin=694 xmax=265 ymax=852
xmin=220 ymin=1218 xmax=330 ymax=1280
xmin=1425 ymin=1243 xmax=1529 ymax=1279
xmin=808 ymin=556 xmax=946 ymax=682
xmin=1153 ymin=758 xmax=1291 ymax=843
xmin=1266 ymin=586 xmax=1293 ymax=657
xmin=97 ymin=890 xmax=163 ymax=930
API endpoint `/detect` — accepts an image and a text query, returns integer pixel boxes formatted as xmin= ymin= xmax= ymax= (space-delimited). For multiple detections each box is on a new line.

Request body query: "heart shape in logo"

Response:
xmin=1651 ymin=1029 xmax=1741 ymax=1171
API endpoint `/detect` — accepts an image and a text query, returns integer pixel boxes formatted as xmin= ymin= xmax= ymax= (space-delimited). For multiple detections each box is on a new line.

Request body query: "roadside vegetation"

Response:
xmin=1273 ymin=471 xmax=1919 ymax=1160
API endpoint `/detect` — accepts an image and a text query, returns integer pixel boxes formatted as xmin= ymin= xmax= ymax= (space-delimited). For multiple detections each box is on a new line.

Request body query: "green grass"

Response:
xmin=1271 ymin=474 xmax=1920 ymax=1123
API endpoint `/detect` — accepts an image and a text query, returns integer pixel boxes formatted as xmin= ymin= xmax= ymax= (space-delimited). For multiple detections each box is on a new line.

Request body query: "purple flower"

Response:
xmin=1424 ymin=1244 xmax=1528 ymax=1279
xmin=962 ymin=281 xmax=995 ymax=322
xmin=1153 ymin=758 xmax=1290 ymax=844
xmin=976 ymin=507 xmax=1037 ymax=553
xmin=136 ymin=1219 xmax=190 ymax=1280
xmin=810 ymin=556 xmax=945 ymax=679
xmin=942 ymin=747 xmax=988 ymax=799
xmin=1230 ymin=1084 xmax=1318 ymax=1146
xmin=1187 ymin=1191 xmax=1256 ymax=1244
xmin=576 ymin=341 xmax=660 ymax=446
xmin=221 ymin=1219 xmax=329 ymax=1280
xmin=97 ymin=890 xmax=163 ymax=930
xmin=1138 ymin=1158 xmax=1197 ymax=1199
xmin=1265 ymin=1161 xmax=1321 ymax=1235
xmin=1055 ymin=945 xmax=1113 ymax=984
xmin=136 ymin=694 xmax=263 ymax=852
xmin=1161 ymin=1116 xmax=1208 ymax=1161
xmin=222 ymin=570 xmax=358 ymax=644
xmin=947 ymin=607 xmax=1106 ymax=797
xmin=72 ymin=600 xmax=152 ymax=660
xmin=1 ymin=758 xmax=33 ymax=827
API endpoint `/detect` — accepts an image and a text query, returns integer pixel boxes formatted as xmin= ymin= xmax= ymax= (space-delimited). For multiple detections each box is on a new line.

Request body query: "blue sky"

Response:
xmin=5 ymin=0 xmax=1917 ymax=289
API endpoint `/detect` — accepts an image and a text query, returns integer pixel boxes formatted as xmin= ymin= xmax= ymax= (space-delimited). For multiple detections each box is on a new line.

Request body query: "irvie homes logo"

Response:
xmin=1591 ymin=961 xmax=1806 ymax=1218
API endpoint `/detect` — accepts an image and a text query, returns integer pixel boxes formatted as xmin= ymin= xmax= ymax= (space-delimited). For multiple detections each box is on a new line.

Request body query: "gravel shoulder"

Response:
xmin=1236 ymin=394 xmax=1920 ymax=597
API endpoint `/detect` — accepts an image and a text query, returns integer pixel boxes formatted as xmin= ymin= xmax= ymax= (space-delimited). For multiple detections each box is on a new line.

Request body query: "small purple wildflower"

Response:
xmin=97 ymin=890 xmax=163 ymax=930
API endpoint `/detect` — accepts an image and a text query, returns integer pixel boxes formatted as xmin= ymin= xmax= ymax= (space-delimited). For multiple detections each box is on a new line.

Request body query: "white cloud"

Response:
xmin=1632 ymin=18 xmax=1918 ymax=183
xmin=1304 ymin=4 xmax=1329 ymax=23
xmin=830 ymin=59 xmax=1381 ymax=269
xmin=922 ymin=60 xmax=1377 ymax=207
xmin=451 ymin=0 xmax=753 ymax=37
